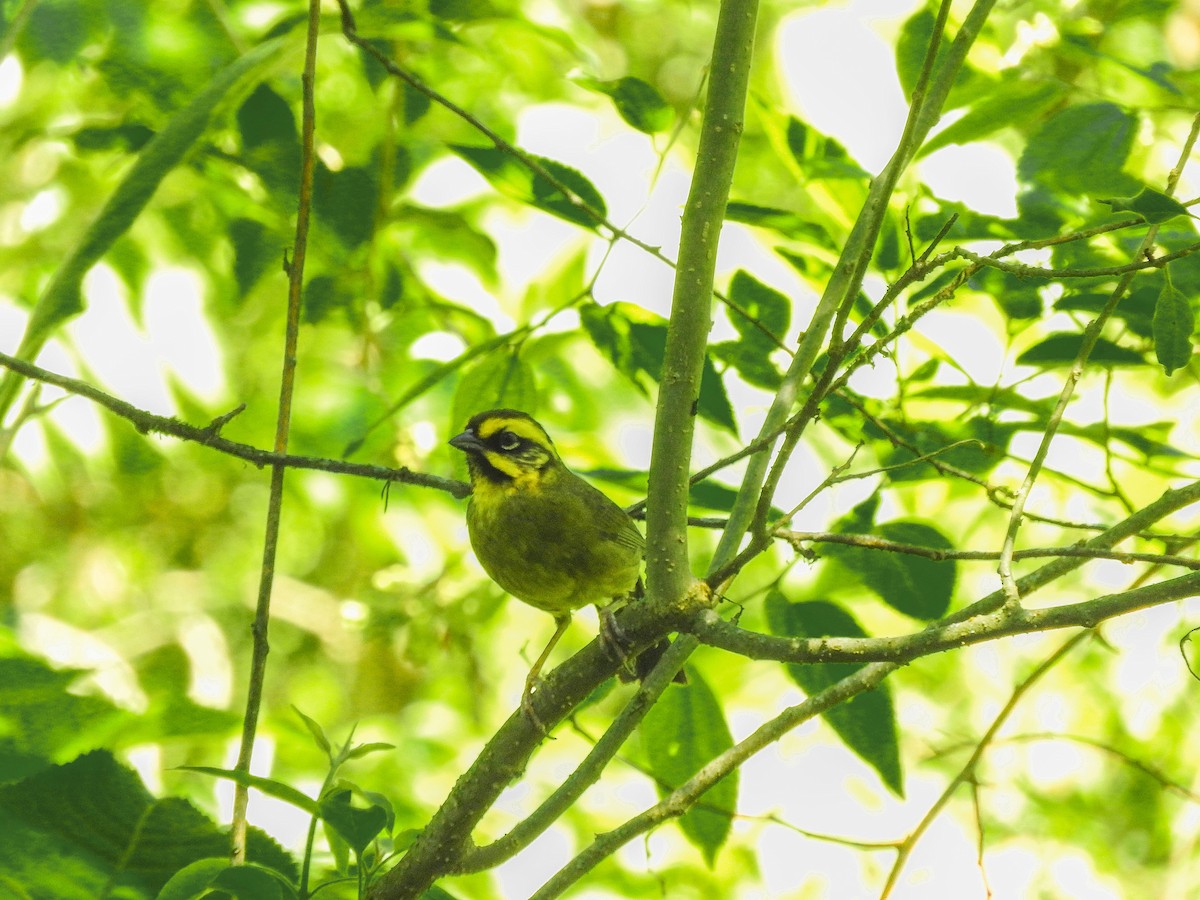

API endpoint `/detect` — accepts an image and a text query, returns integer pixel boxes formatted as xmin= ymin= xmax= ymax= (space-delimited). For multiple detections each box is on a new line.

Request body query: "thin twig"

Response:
xmin=0 ymin=351 xmax=469 ymax=498
xmin=229 ymin=0 xmax=321 ymax=864
xmin=997 ymin=111 xmax=1200 ymax=608
xmin=744 ymin=0 xmax=995 ymax=546
xmin=995 ymin=732 xmax=1200 ymax=803
xmin=781 ymin=530 xmax=1200 ymax=570
xmin=333 ymin=0 xmax=787 ymax=356
xmin=879 ymin=632 xmax=1090 ymax=898
xmin=1181 ymin=625 xmax=1200 ymax=682
xmin=953 ymin=240 xmax=1200 ymax=280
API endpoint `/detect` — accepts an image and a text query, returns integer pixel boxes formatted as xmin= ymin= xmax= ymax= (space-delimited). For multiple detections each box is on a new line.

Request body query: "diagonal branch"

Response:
xmin=529 ymin=660 xmax=901 ymax=900
xmin=689 ymin=571 xmax=1200 ymax=664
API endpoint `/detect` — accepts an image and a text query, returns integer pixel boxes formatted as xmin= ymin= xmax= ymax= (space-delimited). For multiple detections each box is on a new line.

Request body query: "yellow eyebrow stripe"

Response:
xmin=477 ymin=416 xmax=553 ymax=447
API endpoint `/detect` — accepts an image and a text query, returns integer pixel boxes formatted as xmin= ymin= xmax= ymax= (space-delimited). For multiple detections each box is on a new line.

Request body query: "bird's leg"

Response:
xmin=600 ymin=580 xmax=688 ymax=685
xmin=522 ymin=613 xmax=571 ymax=734
xmin=598 ymin=598 xmax=639 ymax=681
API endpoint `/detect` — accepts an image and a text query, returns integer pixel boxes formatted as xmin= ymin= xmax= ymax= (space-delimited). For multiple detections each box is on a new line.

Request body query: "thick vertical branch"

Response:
xmin=367 ymin=3 xmax=759 ymax=897
xmin=645 ymin=0 xmax=760 ymax=602
xmin=228 ymin=0 xmax=321 ymax=864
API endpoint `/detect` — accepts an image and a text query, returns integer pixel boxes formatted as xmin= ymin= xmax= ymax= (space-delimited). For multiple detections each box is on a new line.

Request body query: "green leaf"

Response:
xmin=910 ymin=384 xmax=1048 ymax=416
xmin=919 ymin=80 xmax=1062 ymax=157
xmin=712 ymin=271 xmax=791 ymax=389
xmin=823 ymin=522 xmax=956 ymax=621
xmin=159 ymin=859 xmax=295 ymax=900
xmin=764 ymin=595 xmax=903 ymax=796
xmin=313 ymin=163 xmax=380 ymax=249
xmin=710 ymin=338 xmax=783 ymax=390
xmin=1100 ymin=187 xmax=1194 ymax=224
xmin=2 ymin=35 xmax=292 ymax=412
xmin=895 ymin=7 xmax=952 ymax=100
xmin=449 ymin=144 xmax=607 ymax=229
xmin=345 ymin=742 xmax=397 ymax=761
xmin=1017 ymin=102 xmax=1139 ymax=195
xmin=230 ymin=218 xmax=282 ymax=296
xmin=785 ymin=116 xmax=809 ymax=163
xmin=1054 ymin=289 xmax=1155 ymax=338
xmin=319 ymin=790 xmax=389 ymax=855
xmin=581 ymin=302 xmax=736 ymax=433
xmin=784 ymin=116 xmax=870 ymax=181
xmin=687 ymin=477 xmax=785 ymax=519
xmin=429 ymin=0 xmax=499 ymax=20
xmin=450 ymin=350 xmax=537 ymax=438
xmin=699 ymin=354 xmax=738 ymax=435
xmin=1013 ymin=185 xmax=1068 ymax=237
xmin=293 ymin=707 xmax=332 ymax=757
xmin=728 ymin=270 xmax=790 ymax=340
xmin=393 ymin=206 xmax=499 ymax=283
xmin=1152 ymin=283 xmax=1194 ymax=375
xmin=302 ymin=275 xmax=353 ymax=324
xmin=0 ymin=656 xmax=129 ymax=761
xmin=399 ymin=79 xmax=433 ymax=122
xmin=576 ymin=76 xmax=673 ymax=133
xmin=876 ymin=221 xmax=902 ymax=271
xmin=17 ymin=0 xmax=103 ymax=64
xmin=158 ymin=858 xmax=231 ymax=900
xmin=968 ymin=264 xmax=1043 ymax=320
xmin=0 ymin=752 xmax=298 ymax=895
xmin=179 ymin=766 xmax=320 ymax=814
xmin=1062 ymin=33 xmax=1183 ymax=95
xmin=210 ymin=864 xmax=293 ymax=899
xmin=640 ymin=671 xmax=736 ymax=865
xmin=1055 ymin=419 xmax=1181 ymax=459
xmin=236 ymin=83 xmax=298 ymax=149
xmin=725 ymin=202 xmax=835 ymax=245
xmin=1016 ymin=333 xmax=1146 ymax=367
xmin=862 ymin=416 xmax=1014 ymax=480
xmin=71 ymin=123 xmax=157 ymax=153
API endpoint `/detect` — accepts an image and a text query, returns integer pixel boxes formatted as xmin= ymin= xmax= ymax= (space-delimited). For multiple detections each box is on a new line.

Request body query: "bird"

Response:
xmin=448 ymin=408 xmax=681 ymax=730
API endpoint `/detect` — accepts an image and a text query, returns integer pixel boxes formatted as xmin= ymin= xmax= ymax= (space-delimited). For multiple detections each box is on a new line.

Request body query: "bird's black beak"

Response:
xmin=449 ymin=430 xmax=485 ymax=453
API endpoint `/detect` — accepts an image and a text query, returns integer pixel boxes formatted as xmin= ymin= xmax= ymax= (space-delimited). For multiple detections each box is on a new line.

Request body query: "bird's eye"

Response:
xmin=497 ymin=431 xmax=520 ymax=451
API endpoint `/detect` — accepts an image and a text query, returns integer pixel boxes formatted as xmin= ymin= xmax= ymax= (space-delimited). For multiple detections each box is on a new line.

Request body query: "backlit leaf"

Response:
xmin=823 ymin=522 xmax=956 ymax=621
xmin=1018 ymin=103 xmax=1139 ymax=195
xmin=581 ymin=302 xmax=737 ymax=433
xmin=640 ymin=671 xmax=736 ymax=864
xmin=450 ymin=144 xmax=607 ymax=228
xmin=576 ymin=75 xmax=673 ymax=133
xmin=765 ymin=595 xmax=903 ymax=795
xmin=1016 ymin=333 xmax=1146 ymax=367
xmin=451 ymin=350 xmax=537 ymax=437
xmin=1152 ymin=283 xmax=1194 ymax=375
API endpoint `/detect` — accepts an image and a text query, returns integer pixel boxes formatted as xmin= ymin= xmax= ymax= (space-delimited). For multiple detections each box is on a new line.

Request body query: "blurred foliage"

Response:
xmin=1 ymin=0 xmax=1200 ymax=897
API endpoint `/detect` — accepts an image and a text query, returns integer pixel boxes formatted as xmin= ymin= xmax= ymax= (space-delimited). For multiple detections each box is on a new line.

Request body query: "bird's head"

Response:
xmin=449 ymin=409 xmax=561 ymax=487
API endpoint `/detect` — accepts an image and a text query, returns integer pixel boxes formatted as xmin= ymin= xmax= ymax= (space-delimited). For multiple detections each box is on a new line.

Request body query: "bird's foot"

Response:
xmin=599 ymin=607 xmax=640 ymax=682
xmin=521 ymin=676 xmax=554 ymax=738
